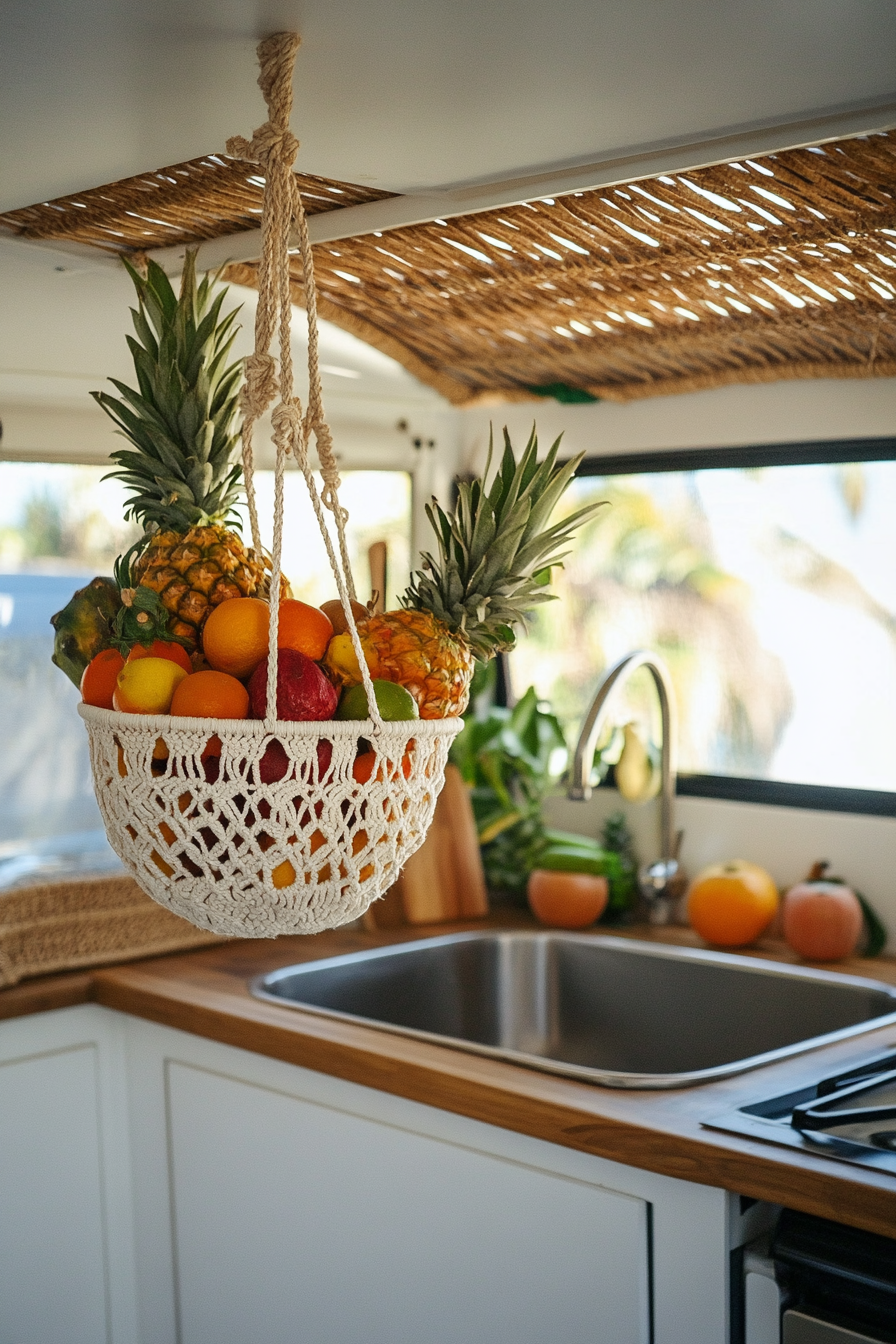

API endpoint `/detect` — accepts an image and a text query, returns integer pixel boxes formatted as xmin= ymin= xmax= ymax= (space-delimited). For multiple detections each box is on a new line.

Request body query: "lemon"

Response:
xmin=336 ymin=679 xmax=419 ymax=722
xmin=114 ymin=657 xmax=187 ymax=714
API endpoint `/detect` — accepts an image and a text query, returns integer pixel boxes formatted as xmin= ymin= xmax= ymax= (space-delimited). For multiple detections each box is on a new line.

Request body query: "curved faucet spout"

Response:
xmin=568 ymin=650 xmax=678 ymax=865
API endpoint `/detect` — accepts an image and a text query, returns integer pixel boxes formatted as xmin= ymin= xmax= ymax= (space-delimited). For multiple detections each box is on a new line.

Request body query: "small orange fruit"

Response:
xmin=170 ymin=670 xmax=249 ymax=720
xmin=114 ymin=657 xmax=187 ymax=714
xmin=687 ymin=860 xmax=779 ymax=947
xmin=202 ymin=597 xmax=270 ymax=679
xmin=320 ymin=597 xmax=370 ymax=636
xmin=352 ymin=750 xmax=378 ymax=784
xmin=81 ymin=648 xmax=125 ymax=708
xmin=275 ymin=600 xmax=334 ymax=662
xmin=271 ymin=859 xmax=296 ymax=888
xmin=126 ymin=640 xmax=192 ymax=674
xmin=352 ymin=749 xmax=413 ymax=784
xmin=527 ymin=870 xmax=609 ymax=929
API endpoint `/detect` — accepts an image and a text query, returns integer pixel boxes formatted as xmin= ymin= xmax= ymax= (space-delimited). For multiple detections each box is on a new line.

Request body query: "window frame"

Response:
xmin=573 ymin=436 xmax=896 ymax=819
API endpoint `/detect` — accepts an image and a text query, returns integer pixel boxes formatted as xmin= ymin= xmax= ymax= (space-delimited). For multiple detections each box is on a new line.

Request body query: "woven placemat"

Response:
xmin=0 ymin=875 xmax=228 ymax=987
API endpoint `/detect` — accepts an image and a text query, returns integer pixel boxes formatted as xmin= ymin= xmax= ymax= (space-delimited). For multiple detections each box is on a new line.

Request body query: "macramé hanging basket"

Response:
xmin=78 ymin=32 xmax=462 ymax=937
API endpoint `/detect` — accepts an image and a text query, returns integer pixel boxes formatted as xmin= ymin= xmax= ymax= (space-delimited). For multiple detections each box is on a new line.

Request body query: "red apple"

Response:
xmin=783 ymin=880 xmax=863 ymax=961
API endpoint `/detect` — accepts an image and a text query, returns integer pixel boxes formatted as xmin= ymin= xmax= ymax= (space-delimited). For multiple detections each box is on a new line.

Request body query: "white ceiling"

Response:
xmin=2 ymin=0 xmax=895 ymax=214
xmin=0 ymin=236 xmax=447 ymax=466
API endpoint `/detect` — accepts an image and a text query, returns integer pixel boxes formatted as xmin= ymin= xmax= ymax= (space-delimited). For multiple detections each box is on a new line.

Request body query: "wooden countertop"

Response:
xmin=3 ymin=915 xmax=896 ymax=1240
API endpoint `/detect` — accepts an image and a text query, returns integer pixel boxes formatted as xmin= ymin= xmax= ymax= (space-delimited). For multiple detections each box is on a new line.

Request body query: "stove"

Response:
xmin=705 ymin=1044 xmax=896 ymax=1175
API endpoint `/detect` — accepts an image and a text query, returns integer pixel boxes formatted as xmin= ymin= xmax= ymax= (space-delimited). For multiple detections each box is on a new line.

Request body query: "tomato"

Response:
xmin=127 ymin=640 xmax=192 ymax=674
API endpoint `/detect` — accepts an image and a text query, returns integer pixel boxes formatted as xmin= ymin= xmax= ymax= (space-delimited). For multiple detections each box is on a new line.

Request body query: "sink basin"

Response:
xmin=252 ymin=931 xmax=896 ymax=1089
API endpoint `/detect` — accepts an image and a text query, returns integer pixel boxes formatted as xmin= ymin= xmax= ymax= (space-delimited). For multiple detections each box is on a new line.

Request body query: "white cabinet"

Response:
xmin=166 ymin=1060 xmax=650 ymax=1344
xmin=0 ymin=1005 xmax=137 ymax=1344
xmin=0 ymin=1002 xmax=750 ymax=1344
xmin=125 ymin=1018 xmax=735 ymax=1344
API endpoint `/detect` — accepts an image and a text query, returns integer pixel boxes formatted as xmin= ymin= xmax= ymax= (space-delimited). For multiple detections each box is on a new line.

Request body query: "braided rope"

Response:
xmin=226 ymin=32 xmax=382 ymax=733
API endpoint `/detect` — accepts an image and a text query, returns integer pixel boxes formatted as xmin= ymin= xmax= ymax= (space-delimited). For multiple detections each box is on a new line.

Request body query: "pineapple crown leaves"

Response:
xmin=92 ymin=251 xmax=245 ymax=534
xmin=403 ymin=425 xmax=606 ymax=659
xmin=109 ymin=584 xmax=189 ymax=654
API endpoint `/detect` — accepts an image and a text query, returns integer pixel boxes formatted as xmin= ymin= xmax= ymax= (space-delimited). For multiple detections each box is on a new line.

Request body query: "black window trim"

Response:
xmin=577 ymin=436 xmax=896 ymax=819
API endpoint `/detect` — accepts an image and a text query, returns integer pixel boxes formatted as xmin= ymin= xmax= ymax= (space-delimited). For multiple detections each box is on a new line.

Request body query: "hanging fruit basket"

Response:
xmin=77 ymin=32 xmax=462 ymax=937
xmin=79 ymin=710 xmax=457 ymax=936
xmin=62 ymin=33 xmax=602 ymax=938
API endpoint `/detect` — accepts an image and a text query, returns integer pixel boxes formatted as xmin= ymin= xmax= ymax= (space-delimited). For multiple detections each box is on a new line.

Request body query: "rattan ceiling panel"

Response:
xmin=2 ymin=136 xmax=894 ymax=403
xmin=274 ymin=132 xmax=896 ymax=403
xmin=0 ymin=155 xmax=393 ymax=253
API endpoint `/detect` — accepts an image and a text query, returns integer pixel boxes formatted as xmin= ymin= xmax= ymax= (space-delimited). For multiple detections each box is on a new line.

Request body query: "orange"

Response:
xmin=202 ymin=597 xmax=270 ymax=678
xmin=352 ymin=750 xmax=378 ymax=784
xmin=275 ymin=600 xmax=334 ymax=661
xmin=114 ymin=657 xmax=187 ymax=714
xmin=686 ymin=860 xmax=779 ymax=947
xmin=351 ymin=749 xmax=413 ymax=784
xmin=170 ymin=670 xmax=250 ymax=720
xmin=126 ymin=639 xmax=192 ymax=674
xmin=81 ymin=648 xmax=125 ymax=708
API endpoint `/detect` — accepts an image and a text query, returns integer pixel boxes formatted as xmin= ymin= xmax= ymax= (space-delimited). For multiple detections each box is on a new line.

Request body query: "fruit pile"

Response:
xmin=77 ymin=591 xmax=422 ymax=778
xmin=52 ymin=254 xmax=602 ymax=766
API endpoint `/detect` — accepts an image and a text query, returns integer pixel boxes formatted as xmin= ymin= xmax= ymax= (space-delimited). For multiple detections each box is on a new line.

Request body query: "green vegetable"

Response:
xmin=450 ymin=679 xmax=567 ymax=901
xmin=537 ymin=848 xmax=611 ymax=878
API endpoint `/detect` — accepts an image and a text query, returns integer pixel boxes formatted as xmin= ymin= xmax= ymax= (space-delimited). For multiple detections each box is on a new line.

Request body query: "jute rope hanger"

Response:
xmin=224 ymin=32 xmax=383 ymax=735
xmin=78 ymin=30 xmax=461 ymax=938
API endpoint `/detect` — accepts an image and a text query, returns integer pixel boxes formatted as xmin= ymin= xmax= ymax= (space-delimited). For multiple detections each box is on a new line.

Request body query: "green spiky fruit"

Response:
xmin=92 ymin=252 xmax=277 ymax=650
xmin=50 ymin=577 xmax=121 ymax=687
xmin=362 ymin=427 xmax=604 ymax=717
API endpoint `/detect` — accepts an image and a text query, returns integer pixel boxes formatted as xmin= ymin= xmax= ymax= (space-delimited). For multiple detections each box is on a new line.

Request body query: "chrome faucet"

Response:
xmin=568 ymin=650 xmax=684 ymax=922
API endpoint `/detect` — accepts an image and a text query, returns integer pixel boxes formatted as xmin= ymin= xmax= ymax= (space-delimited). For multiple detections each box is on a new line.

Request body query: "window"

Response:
xmin=509 ymin=439 xmax=896 ymax=815
xmin=0 ymin=461 xmax=411 ymax=884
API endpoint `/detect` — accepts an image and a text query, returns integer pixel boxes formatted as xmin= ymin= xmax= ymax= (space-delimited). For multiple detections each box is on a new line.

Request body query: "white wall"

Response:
xmin=458 ymin=376 xmax=896 ymax=469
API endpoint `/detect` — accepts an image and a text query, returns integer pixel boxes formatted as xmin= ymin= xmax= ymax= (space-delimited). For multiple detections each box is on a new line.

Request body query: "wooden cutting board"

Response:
xmin=365 ymin=764 xmax=488 ymax=927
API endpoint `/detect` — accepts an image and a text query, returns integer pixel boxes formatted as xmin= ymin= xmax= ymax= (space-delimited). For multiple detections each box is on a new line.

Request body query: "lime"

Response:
xmin=336 ymin=678 xmax=419 ymax=721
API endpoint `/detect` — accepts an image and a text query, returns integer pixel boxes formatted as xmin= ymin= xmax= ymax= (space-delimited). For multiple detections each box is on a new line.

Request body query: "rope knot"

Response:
xmin=272 ymin=399 xmax=303 ymax=454
xmin=241 ymin=352 xmax=278 ymax=416
xmin=226 ymin=124 xmax=299 ymax=170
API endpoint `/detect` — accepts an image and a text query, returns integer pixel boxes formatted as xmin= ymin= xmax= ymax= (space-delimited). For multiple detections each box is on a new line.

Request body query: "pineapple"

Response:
xmin=360 ymin=428 xmax=603 ymax=718
xmin=93 ymin=253 xmax=277 ymax=651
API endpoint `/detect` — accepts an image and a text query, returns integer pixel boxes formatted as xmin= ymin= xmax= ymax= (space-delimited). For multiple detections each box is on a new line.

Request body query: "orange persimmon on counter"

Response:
xmin=527 ymin=869 xmax=609 ymax=930
xmin=686 ymin=860 xmax=779 ymax=947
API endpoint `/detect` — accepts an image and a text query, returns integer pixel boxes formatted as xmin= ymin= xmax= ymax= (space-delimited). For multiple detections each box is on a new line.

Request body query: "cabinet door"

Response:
xmin=0 ymin=1044 xmax=109 ymax=1344
xmin=167 ymin=1061 xmax=651 ymax=1344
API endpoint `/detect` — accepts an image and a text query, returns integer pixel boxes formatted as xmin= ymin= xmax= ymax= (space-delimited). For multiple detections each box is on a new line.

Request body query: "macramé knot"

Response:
xmin=272 ymin=400 xmax=303 ymax=454
xmin=226 ymin=123 xmax=299 ymax=170
xmin=240 ymin=353 xmax=278 ymax=417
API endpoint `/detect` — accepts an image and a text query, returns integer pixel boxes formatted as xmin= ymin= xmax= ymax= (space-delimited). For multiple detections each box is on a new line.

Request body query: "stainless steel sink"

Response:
xmin=252 ymin=931 xmax=896 ymax=1089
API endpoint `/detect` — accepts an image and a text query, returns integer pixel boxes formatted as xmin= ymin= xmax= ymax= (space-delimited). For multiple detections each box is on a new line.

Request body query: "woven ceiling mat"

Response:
xmin=224 ymin=132 xmax=896 ymax=404
xmin=2 ymin=132 xmax=894 ymax=403
xmin=0 ymin=154 xmax=393 ymax=253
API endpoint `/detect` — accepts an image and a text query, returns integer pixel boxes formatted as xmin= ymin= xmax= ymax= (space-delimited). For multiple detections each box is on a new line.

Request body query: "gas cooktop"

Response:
xmin=705 ymin=1045 xmax=896 ymax=1175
